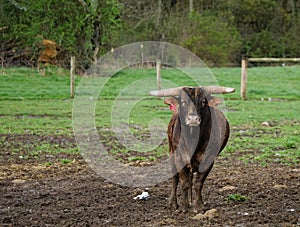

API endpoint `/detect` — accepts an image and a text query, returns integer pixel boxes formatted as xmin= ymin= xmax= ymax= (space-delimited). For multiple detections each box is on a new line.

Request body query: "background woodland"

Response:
xmin=1 ymin=0 xmax=300 ymax=70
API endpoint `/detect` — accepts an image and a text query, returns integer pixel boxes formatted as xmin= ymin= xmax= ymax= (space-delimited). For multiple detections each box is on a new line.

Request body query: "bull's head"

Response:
xmin=150 ymin=86 xmax=235 ymax=127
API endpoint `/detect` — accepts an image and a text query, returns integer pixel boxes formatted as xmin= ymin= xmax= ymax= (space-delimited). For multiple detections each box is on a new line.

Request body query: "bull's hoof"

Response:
xmin=177 ymin=203 xmax=190 ymax=213
xmin=175 ymin=207 xmax=188 ymax=214
xmin=192 ymin=204 xmax=203 ymax=214
xmin=181 ymin=208 xmax=188 ymax=213
xmin=192 ymin=208 xmax=202 ymax=214
xmin=168 ymin=199 xmax=178 ymax=210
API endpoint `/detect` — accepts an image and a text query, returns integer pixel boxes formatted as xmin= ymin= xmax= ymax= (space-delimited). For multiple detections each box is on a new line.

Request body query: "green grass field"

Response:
xmin=0 ymin=65 xmax=299 ymax=166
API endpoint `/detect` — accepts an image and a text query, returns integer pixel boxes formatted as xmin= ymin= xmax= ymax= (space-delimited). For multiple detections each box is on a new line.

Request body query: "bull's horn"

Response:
xmin=201 ymin=86 xmax=235 ymax=94
xmin=149 ymin=87 xmax=182 ymax=96
xmin=149 ymin=86 xmax=235 ymax=96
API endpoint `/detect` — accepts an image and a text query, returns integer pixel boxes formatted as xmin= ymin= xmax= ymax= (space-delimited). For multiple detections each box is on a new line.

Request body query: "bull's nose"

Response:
xmin=186 ymin=115 xmax=200 ymax=126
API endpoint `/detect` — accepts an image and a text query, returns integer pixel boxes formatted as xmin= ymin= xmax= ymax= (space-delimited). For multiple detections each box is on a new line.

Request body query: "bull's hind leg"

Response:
xmin=169 ymin=173 xmax=179 ymax=210
xmin=179 ymin=166 xmax=191 ymax=213
xmin=192 ymin=163 xmax=214 ymax=213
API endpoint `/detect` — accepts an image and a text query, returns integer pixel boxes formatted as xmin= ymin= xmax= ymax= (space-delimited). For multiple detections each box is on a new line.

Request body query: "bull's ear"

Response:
xmin=207 ymin=96 xmax=223 ymax=106
xmin=164 ymin=97 xmax=179 ymax=112
xmin=164 ymin=97 xmax=179 ymax=106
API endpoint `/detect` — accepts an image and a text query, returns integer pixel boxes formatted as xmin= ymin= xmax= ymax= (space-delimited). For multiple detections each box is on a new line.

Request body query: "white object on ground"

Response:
xmin=133 ymin=191 xmax=150 ymax=200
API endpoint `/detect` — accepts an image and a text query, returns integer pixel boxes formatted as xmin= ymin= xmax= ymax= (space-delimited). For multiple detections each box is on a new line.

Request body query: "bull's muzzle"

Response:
xmin=185 ymin=114 xmax=201 ymax=126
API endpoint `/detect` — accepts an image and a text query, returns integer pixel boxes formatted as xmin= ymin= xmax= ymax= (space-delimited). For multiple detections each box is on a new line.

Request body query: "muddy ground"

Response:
xmin=0 ymin=135 xmax=299 ymax=227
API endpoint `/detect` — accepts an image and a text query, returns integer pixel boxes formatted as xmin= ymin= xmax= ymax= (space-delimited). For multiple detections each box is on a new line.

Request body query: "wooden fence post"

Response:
xmin=156 ymin=59 xmax=161 ymax=90
xmin=70 ymin=56 xmax=75 ymax=98
xmin=240 ymin=57 xmax=248 ymax=99
xmin=141 ymin=43 xmax=144 ymax=67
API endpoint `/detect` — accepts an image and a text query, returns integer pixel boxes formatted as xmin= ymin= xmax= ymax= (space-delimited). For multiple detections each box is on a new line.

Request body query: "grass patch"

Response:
xmin=43 ymin=161 xmax=53 ymax=166
xmin=0 ymin=66 xmax=299 ymax=165
xmin=0 ymin=66 xmax=81 ymax=100
xmin=227 ymin=194 xmax=248 ymax=202
xmin=127 ymin=156 xmax=156 ymax=163
xmin=60 ymin=158 xmax=74 ymax=164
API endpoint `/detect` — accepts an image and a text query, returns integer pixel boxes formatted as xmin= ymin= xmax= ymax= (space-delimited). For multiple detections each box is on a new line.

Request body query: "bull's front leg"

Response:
xmin=192 ymin=172 xmax=204 ymax=213
xmin=169 ymin=173 xmax=179 ymax=210
xmin=179 ymin=167 xmax=191 ymax=213
xmin=192 ymin=164 xmax=214 ymax=213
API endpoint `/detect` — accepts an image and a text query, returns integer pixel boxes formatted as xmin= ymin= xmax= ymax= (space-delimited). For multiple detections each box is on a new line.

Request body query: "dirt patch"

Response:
xmin=0 ymin=135 xmax=299 ymax=226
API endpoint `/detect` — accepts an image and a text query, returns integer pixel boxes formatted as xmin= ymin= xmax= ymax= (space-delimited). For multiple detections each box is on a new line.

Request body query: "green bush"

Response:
xmin=1 ymin=0 xmax=123 ymax=70
xmin=166 ymin=12 xmax=242 ymax=65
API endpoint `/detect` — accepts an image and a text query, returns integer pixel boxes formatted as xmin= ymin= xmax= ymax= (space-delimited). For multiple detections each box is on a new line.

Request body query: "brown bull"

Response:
xmin=150 ymin=86 xmax=235 ymax=213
